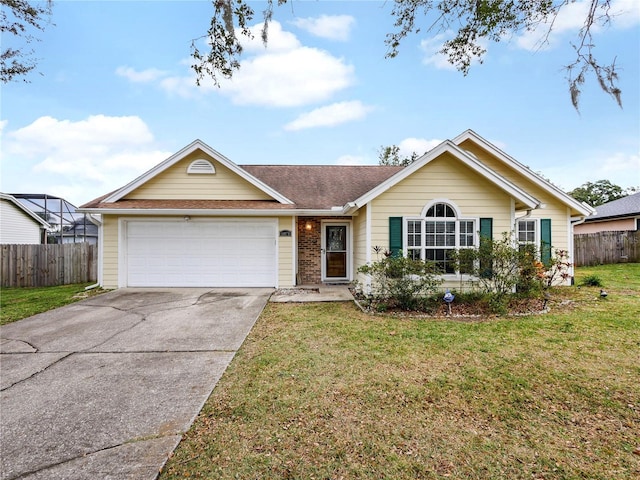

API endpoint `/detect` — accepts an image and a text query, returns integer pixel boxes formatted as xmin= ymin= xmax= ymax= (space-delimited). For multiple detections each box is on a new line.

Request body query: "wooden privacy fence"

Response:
xmin=1 ymin=243 xmax=97 ymax=287
xmin=574 ymin=230 xmax=640 ymax=267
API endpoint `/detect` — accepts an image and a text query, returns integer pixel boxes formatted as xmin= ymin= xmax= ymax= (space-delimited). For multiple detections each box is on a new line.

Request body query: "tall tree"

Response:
xmin=1 ymin=0 xmax=53 ymax=82
xmin=569 ymin=179 xmax=635 ymax=206
xmin=378 ymin=145 xmax=420 ymax=167
xmin=192 ymin=0 xmax=626 ymax=110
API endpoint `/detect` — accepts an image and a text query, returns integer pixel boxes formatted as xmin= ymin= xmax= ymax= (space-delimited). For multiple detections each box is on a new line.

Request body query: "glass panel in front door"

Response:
xmin=326 ymin=225 xmax=347 ymax=278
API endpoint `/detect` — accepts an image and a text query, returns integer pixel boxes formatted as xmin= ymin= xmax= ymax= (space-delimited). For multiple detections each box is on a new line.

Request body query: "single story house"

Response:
xmin=574 ymin=192 xmax=640 ymax=234
xmin=61 ymin=217 xmax=100 ymax=245
xmin=80 ymin=130 xmax=593 ymax=289
xmin=0 ymin=193 xmax=51 ymax=244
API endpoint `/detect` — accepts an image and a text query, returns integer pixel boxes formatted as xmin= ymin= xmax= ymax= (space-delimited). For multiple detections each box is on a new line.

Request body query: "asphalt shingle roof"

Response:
xmin=80 ymin=165 xmax=404 ymax=211
xmin=241 ymin=165 xmax=403 ymax=209
xmin=586 ymin=192 xmax=640 ymax=221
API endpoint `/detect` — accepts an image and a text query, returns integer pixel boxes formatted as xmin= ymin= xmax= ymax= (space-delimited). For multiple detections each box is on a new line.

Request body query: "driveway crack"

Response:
xmin=0 ymin=337 xmax=39 ymax=352
xmin=0 ymin=352 xmax=73 ymax=392
xmin=84 ymin=313 xmax=147 ymax=352
xmin=4 ymin=433 xmax=181 ymax=480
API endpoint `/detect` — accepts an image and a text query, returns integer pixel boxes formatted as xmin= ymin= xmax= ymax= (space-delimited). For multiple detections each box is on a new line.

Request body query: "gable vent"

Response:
xmin=187 ymin=159 xmax=216 ymax=174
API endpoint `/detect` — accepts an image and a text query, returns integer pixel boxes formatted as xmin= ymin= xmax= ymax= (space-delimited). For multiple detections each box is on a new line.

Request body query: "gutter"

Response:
xmin=77 ymin=208 xmax=358 ymax=217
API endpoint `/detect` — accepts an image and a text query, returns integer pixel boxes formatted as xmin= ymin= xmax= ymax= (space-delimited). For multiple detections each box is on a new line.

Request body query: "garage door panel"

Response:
xmin=126 ymin=220 xmax=276 ymax=287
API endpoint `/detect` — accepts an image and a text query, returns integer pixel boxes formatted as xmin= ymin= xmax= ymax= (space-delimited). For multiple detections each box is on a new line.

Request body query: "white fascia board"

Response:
xmin=453 ymin=129 xmax=593 ymax=216
xmin=0 ymin=193 xmax=51 ymax=228
xmin=351 ymin=140 xmax=539 ymax=209
xmin=103 ymin=140 xmax=293 ymax=205
xmin=77 ymin=208 xmax=350 ymax=217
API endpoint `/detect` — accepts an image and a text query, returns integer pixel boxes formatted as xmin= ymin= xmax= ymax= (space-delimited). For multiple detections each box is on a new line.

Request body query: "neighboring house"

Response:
xmin=80 ymin=130 xmax=593 ymax=289
xmin=0 ymin=193 xmax=51 ymax=244
xmin=61 ymin=217 xmax=99 ymax=245
xmin=574 ymin=192 xmax=640 ymax=234
xmin=9 ymin=193 xmax=98 ymax=245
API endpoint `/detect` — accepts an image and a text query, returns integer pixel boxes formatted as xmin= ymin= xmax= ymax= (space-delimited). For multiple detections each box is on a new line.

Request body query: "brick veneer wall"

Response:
xmin=297 ymin=216 xmax=353 ymax=284
xmin=297 ymin=217 xmax=321 ymax=284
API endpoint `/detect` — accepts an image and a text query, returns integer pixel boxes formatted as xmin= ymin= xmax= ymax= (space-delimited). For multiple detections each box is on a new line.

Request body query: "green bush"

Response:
xmin=358 ymin=253 xmax=442 ymax=310
xmin=580 ymin=274 xmax=603 ymax=287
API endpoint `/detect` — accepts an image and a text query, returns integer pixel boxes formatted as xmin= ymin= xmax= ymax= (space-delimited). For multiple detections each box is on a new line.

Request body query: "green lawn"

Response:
xmin=161 ymin=264 xmax=640 ymax=480
xmin=0 ymin=283 xmax=105 ymax=325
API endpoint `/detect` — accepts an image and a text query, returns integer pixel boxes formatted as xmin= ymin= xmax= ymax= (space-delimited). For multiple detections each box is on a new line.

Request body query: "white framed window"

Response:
xmin=517 ymin=219 xmax=539 ymax=253
xmin=404 ymin=202 xmax=477 ymax=275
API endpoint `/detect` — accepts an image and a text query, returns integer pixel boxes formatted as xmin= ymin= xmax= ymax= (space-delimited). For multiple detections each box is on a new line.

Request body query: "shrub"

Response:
xmin=580 ymin=274 xmax=603 ymax=287
xmin=451 ymin=232 xmax=525 ymax=300
xmin=358 ymin=253 xmax=442 ymax=310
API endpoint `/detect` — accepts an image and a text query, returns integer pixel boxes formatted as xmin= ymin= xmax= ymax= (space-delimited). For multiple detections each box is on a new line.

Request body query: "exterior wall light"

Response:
xmin=305 ymin=222 xmax=312 ymax=231
xmin=184 ymin=216 xmax=191 ymax=222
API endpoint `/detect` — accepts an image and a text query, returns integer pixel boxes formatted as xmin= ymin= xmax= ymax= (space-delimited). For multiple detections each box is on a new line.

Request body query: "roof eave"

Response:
xmin=0 ymin=193 xmax=52 ymax=228
xmin=352 ymin=140 xmax=539 ymax=210
xmin=77 ymin=207 xmax=351 ymax=217
xmin=453 ymin=129 xmax=593 ymax=216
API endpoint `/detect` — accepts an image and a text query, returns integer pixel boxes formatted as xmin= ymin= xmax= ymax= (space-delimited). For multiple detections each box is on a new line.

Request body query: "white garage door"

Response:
xmin=125 ymin=220 xmax=277 ymax=287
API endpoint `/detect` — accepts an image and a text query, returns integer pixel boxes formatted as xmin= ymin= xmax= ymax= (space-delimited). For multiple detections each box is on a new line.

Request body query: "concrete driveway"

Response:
xmin=0 ymin=288 xmax=272 ymax=480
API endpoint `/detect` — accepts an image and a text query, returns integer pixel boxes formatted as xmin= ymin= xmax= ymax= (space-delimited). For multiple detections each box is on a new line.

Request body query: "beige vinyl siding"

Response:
xmin=278 ymin=216 xmax=294 ymax=288
xmin=101 ymin=215 xmax=120 ymax=288
xmin=352 ymin=204 xmax=368 ymax=282
xmin=459 ymin=140 xmax=573 ymax=253
xmin=370 ymin=153 xmax=513 ymax=250
xmin=125 ymin=151 xmax=272 ymax=201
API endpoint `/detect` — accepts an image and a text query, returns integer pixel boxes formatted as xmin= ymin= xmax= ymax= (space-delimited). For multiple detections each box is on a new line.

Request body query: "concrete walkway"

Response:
xmin=269 ymin=284 xmax=354 ymax=303
xmin=0 ymin=288 xmax=272 ymax=480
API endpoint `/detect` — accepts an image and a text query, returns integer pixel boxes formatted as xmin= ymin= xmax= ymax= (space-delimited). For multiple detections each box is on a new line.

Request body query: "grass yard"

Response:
xmin=161 ymin=264 xmax=640 ymax=479
xmin=0 ymin=283 xmax=104 ymax=325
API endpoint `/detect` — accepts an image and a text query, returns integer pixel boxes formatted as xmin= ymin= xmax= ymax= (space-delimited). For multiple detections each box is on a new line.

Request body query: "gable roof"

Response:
xmin=0 ymin=193 xmax=51 ymax=228
xmin=584 ymin=192 xmax=640 ymax=222
xmin=81 ymin=130 xmax=594 ymax=217
xmin=352 ymin=140 xmax=541 ymax=210
xmin=102 ymin=139 xmax=294 ymax=205
xmin=453 ymin=129 xmax=594 ymax=216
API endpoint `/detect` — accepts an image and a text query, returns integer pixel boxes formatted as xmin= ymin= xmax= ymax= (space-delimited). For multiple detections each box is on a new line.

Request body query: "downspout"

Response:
xmin=84 ymin=214 xmax=103 ymax=291
xmin=568 ymin=215 xmax=589 ymax=285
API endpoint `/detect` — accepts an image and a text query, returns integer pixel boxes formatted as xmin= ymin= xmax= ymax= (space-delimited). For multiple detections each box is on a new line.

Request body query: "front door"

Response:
xmin=322 ymin=223 xmax=349 ymax=282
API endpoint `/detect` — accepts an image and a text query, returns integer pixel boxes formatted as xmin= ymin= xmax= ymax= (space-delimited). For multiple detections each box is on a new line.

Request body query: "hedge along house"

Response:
xmin=80 ymin=130 xmax=593 ymax=290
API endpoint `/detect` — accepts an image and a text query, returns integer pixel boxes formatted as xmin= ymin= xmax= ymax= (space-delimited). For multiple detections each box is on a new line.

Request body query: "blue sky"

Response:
xmin=1 ymin=0 xmax=639 ymax=206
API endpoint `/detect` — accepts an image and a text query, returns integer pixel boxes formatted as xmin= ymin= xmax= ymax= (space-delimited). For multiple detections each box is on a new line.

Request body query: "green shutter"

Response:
xmin=389 ymin=217 xmax=403 ymax=257
xmin=479 ymin=218 xmax=493 ymax=278
xmin=479 ymin=218 xmax=493 ymax=241
xmin=540 ymin=218 xmax=552 ymax=266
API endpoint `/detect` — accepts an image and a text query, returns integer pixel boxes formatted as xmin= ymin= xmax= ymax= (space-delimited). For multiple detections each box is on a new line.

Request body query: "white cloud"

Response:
xmin=118 ymin=21 xmax=355 ymax=108
xmin=397 ymin=137 xmax=443 ymax=157
xmin=292 ymin=15 xmax=356 ymax=41
xmin=115 ymin=66 xmax=168 ymax=83
xmin=541 ymin=150 xmax=640 ymax=191
xmin=2 ymin=115 xmax=171 ymax=204
xmin=220 ymin=47 xmax=355 ymax=107
xmin=240 ymin=20 xmax=301 ymax=53
xmin=284 ymin=101 xmax=374 ymax=131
